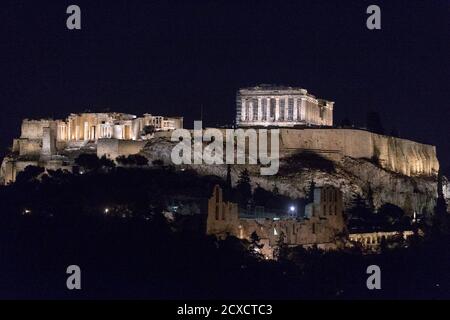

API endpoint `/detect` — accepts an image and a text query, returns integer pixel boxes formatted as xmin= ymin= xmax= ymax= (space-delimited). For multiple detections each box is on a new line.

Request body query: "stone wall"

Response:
xmin=279 ymin=128 xmax=439 ymax=177
xmin=15 ymin=139 xmax=41 ymax=156
xmin=206 ymin=185 xmax=346 ymax=258
xmin=41 ymin=127 xmax=56 ymax=159
xmin=97 ymin=138 xmax=147 ymax=159
xmin=0 ymin=159 xmax=39 ymax=184
xmin=21 ymin=119 xmax=56 ymax=139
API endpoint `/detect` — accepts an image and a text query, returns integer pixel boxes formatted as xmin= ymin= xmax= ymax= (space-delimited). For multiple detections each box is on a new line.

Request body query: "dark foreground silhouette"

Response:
xmin=0 ymin=166 xmax=448 ymax=299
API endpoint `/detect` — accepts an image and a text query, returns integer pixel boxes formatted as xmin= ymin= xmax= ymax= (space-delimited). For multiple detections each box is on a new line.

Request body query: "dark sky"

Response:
xmin=1 ymin=0 xmax=449 ymax=170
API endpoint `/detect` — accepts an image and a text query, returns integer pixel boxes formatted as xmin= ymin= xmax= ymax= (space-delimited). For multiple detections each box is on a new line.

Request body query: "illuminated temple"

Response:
xmin=236 ymin=85 xmax=334 ymax=127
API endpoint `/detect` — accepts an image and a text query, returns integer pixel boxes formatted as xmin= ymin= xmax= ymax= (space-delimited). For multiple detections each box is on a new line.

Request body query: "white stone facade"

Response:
xmin=236 ymin=85 xmax=333 ymax=127
xmin=54 ymin=112 xmax=183 ymax=142
xmin=0 ymin=112 xmax=183 ymax=184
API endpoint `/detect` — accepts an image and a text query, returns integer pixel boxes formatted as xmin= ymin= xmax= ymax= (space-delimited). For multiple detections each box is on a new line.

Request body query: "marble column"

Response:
xmin=275 ymin=98 xmax=280 ymax=121
xmin=249 ymin=100 xmax=254 ymax=121
xmin=257 ymin=98 xmax=262 ymax=121
xmin=241 ymin=98 xmax=246 ymax=121
xmin=284 ymin=96 xmax=289 ymax=121
xmin=266 ymin=97 xmax=271 ymax=121
xmin=84 ymin=122 xmax=89 ymax=141
xmin=300 ymin=98 xmax=306 ymax=121
xmin=293 ymin=98 xmax=298 ymax=121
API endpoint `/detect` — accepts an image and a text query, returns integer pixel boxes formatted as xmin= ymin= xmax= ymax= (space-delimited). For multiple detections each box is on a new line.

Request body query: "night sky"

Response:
xmin=1 ymin=1 xmax=449 ymax=172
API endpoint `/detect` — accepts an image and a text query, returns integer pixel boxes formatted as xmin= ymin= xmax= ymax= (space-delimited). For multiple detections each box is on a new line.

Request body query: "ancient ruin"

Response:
xmin=0 ymin=112 xmax=183 ymax=184
xmin=236 ymin=85 xmax=334 ymax=127
xmin=206 ymin=185 xmax=346 ymax=257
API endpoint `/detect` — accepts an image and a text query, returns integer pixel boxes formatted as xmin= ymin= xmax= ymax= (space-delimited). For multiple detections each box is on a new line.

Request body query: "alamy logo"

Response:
xmin=366 ymin=5 xmax=381 ymax=30
xmin=66 ymin=5 xmax=81 ymax=30
xmin=66 ymin=265 xmax=81 ymax=290
xmin=170 ymin=121 xmax=280 ymax=175
xmin=366 ymin=265 xmax=381 ymax=290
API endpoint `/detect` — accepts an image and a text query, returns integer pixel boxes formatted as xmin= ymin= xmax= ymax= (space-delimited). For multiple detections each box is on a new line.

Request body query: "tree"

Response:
xmin=253 ymin=184 xmax=270 ymax=207
xmin=249 ymin=231 xmax=264 ymax=259
xmin=15 ymin=165 xmax=44 ymax=184
xmin=366 ymin=111 xmax=384 ymax=135
xmin=433 ymin=170 xmax=449 ymax=234
xmin=116 ymin=155 xmax=129 ymax=165
xmin=226 ymin=164 xmax=232 ymax=190
xmin=236 ymin=168 xmax=252 ymax=206
xmin=75 ymin=154 xmax=101 ymax=171
xmin=346 ymin=194 xmax=374 ymax=230
xmin=367 ymin=184 xmax=375 ymax=213
xmin=99 ymin=155 xmax=116 ymax=169
xmin=133 ymin=155 xmax=149 ymax=166
xmin=274 ymin=231 xmax=289 ymax=261
xmin=272 ymin=183 xmax=279 ymax=195
xmin=117 ymin=154 xmax=149 ymax=166
xmin=142 ymin=125 xmax=156 ymax=136
xmin=377 ymin=203 xmax=405 ymax=228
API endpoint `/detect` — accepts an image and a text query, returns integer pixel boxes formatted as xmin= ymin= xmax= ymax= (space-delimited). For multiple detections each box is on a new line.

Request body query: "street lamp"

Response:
xmin=289 ymin=205 xmax=297 ymax=217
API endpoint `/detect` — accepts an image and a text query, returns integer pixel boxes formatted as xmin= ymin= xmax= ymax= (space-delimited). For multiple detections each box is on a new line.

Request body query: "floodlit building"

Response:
xmin=236 ymin=85 xmax=334 ymax=127
xmin=206 ymin=185 xmax=346 ymax=258
xmin=0 ymin=112 xmax=183 ymax=184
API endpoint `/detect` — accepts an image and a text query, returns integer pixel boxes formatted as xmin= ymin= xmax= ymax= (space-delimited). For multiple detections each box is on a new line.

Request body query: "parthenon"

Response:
xmin=236 ymin=85 xmax=334 ymax=127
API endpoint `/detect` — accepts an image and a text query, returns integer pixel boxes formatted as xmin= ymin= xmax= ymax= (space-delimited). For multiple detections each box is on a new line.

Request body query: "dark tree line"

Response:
xmin=0 ymin=160 xmax=449 ymax=299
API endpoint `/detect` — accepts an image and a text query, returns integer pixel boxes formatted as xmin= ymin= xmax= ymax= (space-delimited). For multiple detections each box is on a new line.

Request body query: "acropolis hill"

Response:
xmin=235 ymin=85 xmax=439 ymax=177
xmin=0 ymin=86 xmax=446 ymax=216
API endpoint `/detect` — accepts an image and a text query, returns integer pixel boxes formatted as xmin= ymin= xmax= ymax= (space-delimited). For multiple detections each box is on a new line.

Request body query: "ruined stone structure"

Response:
xmin=0 ymin=86 xmax=441 ymax=188
xmin=349 ymin=231 xmax=415 ymax=252
xmin=16 ymin=112 xmax=182 ymax=152
xmin=206 ymin=185 xmax=346 ymax=257
xmin=58 ymin=112 xmax=182 ymax=141
xmin=0 ymin=112 xmax=183 ymax=184
xmin=206 ymin=185 xmax=420 ymax=256
xmin=235 ymin=85 xmax=438 ymax=177
xmin=305 ymin=186 xmax=345 ymax=219
xmin=236 ymin=85 xmax=334 ymax=127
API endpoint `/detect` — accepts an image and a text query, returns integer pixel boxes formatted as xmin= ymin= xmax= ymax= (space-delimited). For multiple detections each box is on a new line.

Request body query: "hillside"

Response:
xmin=140 ymin=137 xmax=450 ymax=217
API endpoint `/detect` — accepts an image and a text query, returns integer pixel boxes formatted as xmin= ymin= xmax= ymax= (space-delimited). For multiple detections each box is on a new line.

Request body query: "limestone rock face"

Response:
xmin=140 ymin=137 xmax=448 ymax=217
xmin=279 ymin=129 xmax=439 ymax=177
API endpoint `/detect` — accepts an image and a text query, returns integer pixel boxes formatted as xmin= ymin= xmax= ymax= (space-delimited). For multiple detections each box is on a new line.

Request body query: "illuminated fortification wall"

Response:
xmin=279 ymin=128 xmax=439 ymax=177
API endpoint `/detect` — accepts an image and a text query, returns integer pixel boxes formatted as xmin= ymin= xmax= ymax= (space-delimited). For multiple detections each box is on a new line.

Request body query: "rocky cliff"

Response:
xmin=140 ymin=137 xmax=449 ymax=217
